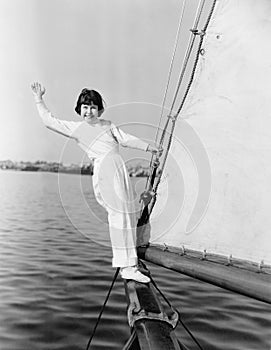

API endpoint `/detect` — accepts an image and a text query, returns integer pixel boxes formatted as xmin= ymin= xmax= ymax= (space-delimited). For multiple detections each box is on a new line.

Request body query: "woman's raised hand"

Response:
xmin=31 ymin=82 xmax=46 ymax=101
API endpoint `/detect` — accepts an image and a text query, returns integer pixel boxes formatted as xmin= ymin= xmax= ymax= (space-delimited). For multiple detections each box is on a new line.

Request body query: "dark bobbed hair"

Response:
xmin=75 ymin=88 xmax=104 ymax=115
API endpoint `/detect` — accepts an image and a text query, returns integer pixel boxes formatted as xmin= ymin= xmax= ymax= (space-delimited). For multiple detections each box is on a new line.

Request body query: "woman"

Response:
xmin=31 ymin=82 xmax=161 ymax=283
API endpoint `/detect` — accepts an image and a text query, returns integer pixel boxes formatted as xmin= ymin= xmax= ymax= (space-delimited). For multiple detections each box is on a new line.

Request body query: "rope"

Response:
xmin=139 ymin=260 xmax=204 ymax=350
xmin=175 ymin=0 xmax=217 ymax=117
xmin=169 ymin=0 xmax=206 ymax=116
xmin=148 ymin=118 xmax=176 ymax=215
xmin=146 ymin=0 xmax=217 ymax=218
xmin=85 ymin=268 xmax=120 ymax=350
xmin=140 ymin=0 xmax=208 ymax=220
xmin=144 ymin=0 xmax=186 ymax=195
xmin=156 ymin=0 xmax=187 ymax=144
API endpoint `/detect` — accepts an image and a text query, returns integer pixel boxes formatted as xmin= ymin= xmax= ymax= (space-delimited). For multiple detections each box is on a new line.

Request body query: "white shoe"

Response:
xmin=120 ymin=266 xmax=150 ymax=283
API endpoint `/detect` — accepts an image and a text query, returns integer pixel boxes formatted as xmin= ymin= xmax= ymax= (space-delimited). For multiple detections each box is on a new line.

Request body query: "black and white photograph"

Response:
xmin=0 ymin=0 xmax=271 ymax=349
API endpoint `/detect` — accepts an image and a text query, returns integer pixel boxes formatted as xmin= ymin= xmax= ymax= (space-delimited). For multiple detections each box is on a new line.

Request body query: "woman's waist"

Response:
xmin=92 ymin=152 xmax=125 ymax=180
xmin=93 ymin=151 xmax=125 ymax=168
xmin=93 ymin=149 xmax=120 ymax=160
xmin=87 ymin=145 xmax=119 ymax=158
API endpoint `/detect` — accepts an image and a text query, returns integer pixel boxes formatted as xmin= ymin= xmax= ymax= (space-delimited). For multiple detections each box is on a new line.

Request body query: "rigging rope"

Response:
xmin=139 ymin=0 xmax=218 ymax=221
xmin=144 ymin=0 xmax=187 ymax=195
xmin=156 ymin=0 xmax=187 ymax=144
xmin=169 ymin=0 xmax=206 ymax=116
xmin=175 ymin=0 xmax=217 ymax=117
xmin=85 ymin=268 xmax=120 ymax=350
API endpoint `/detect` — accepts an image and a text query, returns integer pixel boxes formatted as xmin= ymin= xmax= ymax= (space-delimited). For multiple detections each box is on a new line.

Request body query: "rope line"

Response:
xmin=144 ymin=0 xmax=186 ymax=195
xmin=156 ymin=0 xmax=187 ymax=144
xmin=143 ymin=0 xmax=217 ymax=219
xmin=148 ymin=119 xmax=176 ymax=215
xmin=148 ymin=0 xmax=207 ymax=205
xmin=140 ymin=0 xmax=208 ymax=220
xmin=175 ymin=0 xmax=217 ymax=117
xmin=169 ymin=0 xmax=206 ymax=116
xmin=85 ymin=268 xmax=120 ymax=350
xmin=139 ymin=260 xmax=204 ymax=350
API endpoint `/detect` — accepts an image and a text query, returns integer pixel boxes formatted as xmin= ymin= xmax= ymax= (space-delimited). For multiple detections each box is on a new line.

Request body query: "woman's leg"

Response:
xmin=107 ymin=210 xmax=150 ymax=283
xmin=93 ymin=157 xmax=150 ymax=282
xmin=107 ymin=209 xmax=138 ymax=267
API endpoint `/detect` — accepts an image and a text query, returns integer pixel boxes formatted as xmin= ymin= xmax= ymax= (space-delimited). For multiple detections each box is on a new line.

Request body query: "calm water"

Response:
xmin=0 ymin=170 xmax=270 ymax=350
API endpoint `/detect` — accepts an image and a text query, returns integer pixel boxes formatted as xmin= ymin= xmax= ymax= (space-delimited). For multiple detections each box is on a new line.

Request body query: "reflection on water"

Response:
xmin=0 ymin=171 xmax=270 ymax=350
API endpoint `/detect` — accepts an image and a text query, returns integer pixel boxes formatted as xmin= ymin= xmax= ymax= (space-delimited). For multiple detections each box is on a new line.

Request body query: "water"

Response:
xmin=0 ymin=170 xmax=270 ymax=350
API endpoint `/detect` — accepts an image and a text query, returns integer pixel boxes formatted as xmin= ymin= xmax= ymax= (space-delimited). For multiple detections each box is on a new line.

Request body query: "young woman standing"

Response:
xmin=31 ymin=82 xmax=161 ymax=283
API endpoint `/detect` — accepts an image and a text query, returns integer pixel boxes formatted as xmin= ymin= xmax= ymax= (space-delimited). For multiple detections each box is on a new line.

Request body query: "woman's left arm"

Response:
xmin=110 ymin=123 xmax=162 ymax=156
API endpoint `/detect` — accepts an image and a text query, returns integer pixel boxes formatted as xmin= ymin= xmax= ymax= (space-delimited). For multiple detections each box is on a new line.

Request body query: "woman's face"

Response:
xmin=80 ymin=102 xmax=100 ymax=124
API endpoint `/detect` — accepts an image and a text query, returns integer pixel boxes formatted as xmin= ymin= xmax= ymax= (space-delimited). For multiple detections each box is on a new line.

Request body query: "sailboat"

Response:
xmin=120 ymin=0 xmax=271 ymax=349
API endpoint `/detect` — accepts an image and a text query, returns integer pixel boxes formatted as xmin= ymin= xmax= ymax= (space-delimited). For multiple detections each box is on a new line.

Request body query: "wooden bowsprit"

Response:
xmin=122 ymin=271 xmax=187 ymax=350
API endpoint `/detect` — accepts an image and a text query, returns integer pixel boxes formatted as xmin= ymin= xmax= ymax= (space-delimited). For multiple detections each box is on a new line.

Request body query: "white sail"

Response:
xmin=148 ymin=0 xmax=271 ymax=266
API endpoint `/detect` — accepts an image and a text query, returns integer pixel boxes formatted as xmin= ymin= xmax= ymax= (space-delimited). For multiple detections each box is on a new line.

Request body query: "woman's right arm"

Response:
xmin=31 ymin=82 xmax=79 ymax=139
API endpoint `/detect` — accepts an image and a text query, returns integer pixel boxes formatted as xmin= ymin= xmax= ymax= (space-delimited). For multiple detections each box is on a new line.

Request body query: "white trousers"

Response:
xmin=93 ymin=154 xmax=139 ymax=267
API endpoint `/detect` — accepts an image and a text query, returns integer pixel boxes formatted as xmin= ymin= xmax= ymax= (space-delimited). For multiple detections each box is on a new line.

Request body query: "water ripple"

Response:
xmin=0 ymin=171 xmax=270 ymax=350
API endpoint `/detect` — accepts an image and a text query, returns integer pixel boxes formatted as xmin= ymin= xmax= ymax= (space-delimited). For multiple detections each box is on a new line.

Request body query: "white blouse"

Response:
xmin=36 ymin=100 xmax=149 ymax=160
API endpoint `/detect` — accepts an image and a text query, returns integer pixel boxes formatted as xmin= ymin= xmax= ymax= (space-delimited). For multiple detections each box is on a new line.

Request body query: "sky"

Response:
xmin=0 ymin=0 xmax=200 ymax=163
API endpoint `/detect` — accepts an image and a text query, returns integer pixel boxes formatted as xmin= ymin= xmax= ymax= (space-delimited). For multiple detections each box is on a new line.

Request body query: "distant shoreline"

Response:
xmin=0 ymin=160 xmax=152 ymax=177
